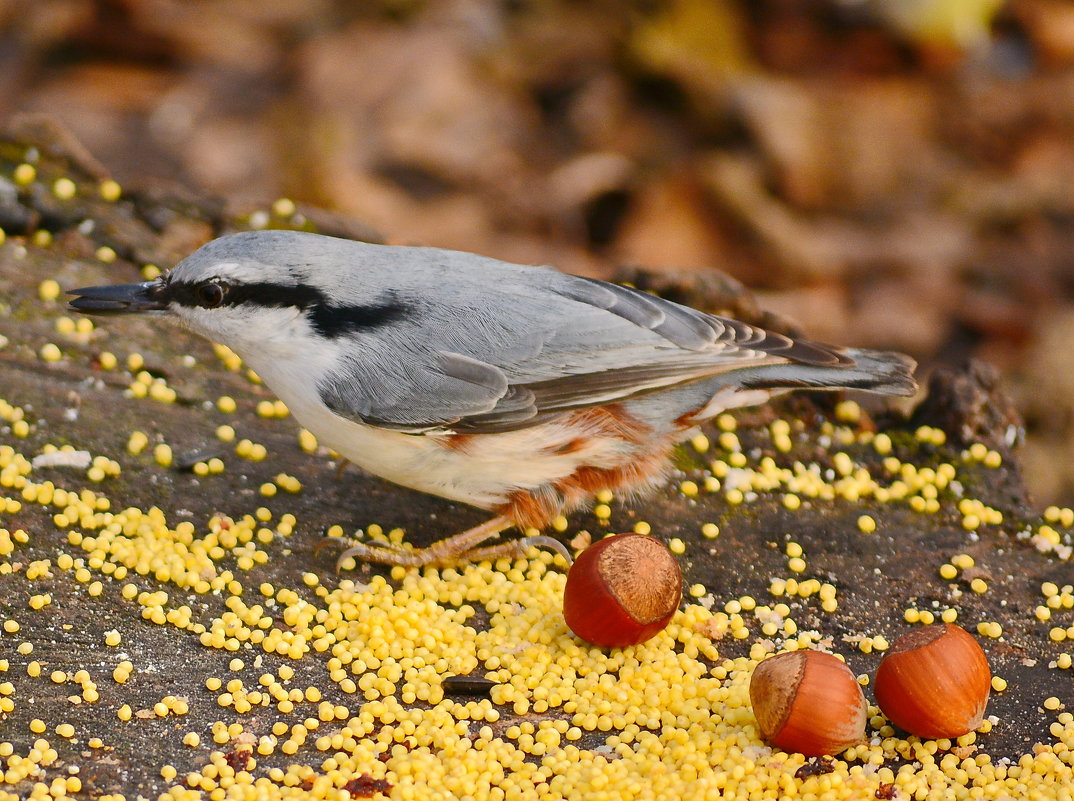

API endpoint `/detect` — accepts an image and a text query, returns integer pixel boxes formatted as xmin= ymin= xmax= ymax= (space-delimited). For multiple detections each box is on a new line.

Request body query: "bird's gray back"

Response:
xmin=179 ymin=231 xmax=899 ymax=434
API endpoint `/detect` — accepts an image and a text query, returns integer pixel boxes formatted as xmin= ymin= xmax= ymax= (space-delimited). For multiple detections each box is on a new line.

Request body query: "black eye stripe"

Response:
xmin=164 ymin=280 xmax=405 ymax=336
xmin=163 ymin=279 xmax=313 ymax=307
xmin=165 ymin=280 xmax=321 ymax=309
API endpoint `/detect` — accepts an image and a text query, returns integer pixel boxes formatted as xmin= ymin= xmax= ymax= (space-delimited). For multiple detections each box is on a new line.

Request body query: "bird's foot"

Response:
xmin=317 ymin=516 xmax=572 ymax=570
xmin=314 ymin=534 xmax=410 ymax=569
xmin=460 ymin=534 xmax=572 ymax=566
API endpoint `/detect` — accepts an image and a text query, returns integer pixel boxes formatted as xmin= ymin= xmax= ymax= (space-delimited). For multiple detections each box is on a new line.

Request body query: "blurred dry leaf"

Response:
xmin=1016 ymin=0 xmax=1074 ymax=65
xmin=612 ymin=173 xmax=729 ymax=272
xmin=729 ymin=78 xmax=829 ymax=209
xmin=865 ymin=0 xmax=1005 ymax=49
xmin=732 ymin=77 xmax=938 ymax=208
xmin=701 ymin=153 xmax=856 ymax=282
xmin=629 ymin=0 xmax=751 ymax=95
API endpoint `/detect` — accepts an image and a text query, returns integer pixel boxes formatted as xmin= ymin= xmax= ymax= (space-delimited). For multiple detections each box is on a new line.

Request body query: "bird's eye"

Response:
xmin=195 ymin=282 xmax=226 ymax=308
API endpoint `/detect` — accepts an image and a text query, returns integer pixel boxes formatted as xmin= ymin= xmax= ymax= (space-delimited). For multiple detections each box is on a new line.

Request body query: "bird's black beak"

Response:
xmin=67 ymin=281 xmax=169 ymax=315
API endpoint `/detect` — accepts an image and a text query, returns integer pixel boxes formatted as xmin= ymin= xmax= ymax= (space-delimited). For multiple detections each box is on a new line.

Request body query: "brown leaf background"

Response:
xmin=5 ymin=0 xmax=1072 ymax=501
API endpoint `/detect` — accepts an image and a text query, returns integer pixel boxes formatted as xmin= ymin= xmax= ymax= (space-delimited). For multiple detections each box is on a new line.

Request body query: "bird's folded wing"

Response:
xmin=316 ymin=272 xmax=850 ymax=434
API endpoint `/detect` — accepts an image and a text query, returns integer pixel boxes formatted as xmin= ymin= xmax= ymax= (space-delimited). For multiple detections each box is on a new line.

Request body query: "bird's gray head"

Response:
xmin=68 ymin=231 xmax=406 ymax=355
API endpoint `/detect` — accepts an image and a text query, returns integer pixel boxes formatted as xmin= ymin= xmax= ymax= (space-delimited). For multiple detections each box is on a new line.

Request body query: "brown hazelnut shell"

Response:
xmin=750 ymin=650 xmax=867 ymax=756
xmin=562 ymin=533 xmax=681 ymax=648
xmin=874 ymin=623 xmax=991 ymax=739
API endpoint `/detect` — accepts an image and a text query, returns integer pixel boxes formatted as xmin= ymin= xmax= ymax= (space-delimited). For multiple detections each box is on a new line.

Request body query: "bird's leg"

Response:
xmin=320 ymin=515 xmax=572 ymax=570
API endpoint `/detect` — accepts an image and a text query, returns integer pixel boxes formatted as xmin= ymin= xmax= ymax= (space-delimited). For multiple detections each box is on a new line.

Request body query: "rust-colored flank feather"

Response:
xmin=494 ymin=403 xmax=676 ymax=530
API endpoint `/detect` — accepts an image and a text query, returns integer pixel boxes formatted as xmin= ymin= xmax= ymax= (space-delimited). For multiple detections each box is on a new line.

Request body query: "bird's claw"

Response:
xmin=316 ymin=535 xmax=411 ymax=572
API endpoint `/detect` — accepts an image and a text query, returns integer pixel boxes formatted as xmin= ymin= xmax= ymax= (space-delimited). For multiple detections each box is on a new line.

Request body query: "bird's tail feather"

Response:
xmin=740 ymin=348 xmax=918 ymax=397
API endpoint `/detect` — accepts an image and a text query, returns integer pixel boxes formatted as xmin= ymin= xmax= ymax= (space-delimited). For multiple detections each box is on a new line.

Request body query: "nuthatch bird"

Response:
xmin=70 ymin=230 xmax=917 ymax=567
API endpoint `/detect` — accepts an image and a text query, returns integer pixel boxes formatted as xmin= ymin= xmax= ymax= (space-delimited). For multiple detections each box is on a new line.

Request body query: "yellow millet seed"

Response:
xmin=126 ymin=430 xmax=148 ymax=455
xmin=38 ymin=279 xmax=62 ymax=301
xmin=153 ymin=443 xmax=172 ymax=467
xmin=835 ymin=400 xmax=861 ymax=423
xmin=13 ymin=163 xmax=36 ymax=185
xmin=53 ymin=177 xmax=76 ymax=199
xmin=39 ymin=343 xmax=62 ymax=362
xmin=298 ymin=429 xmax=318 ymax=453
xmin=99 ymin=179 xmax=122 ymax=201
xmin=272 ymin=197 xmax=297 ymax=217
